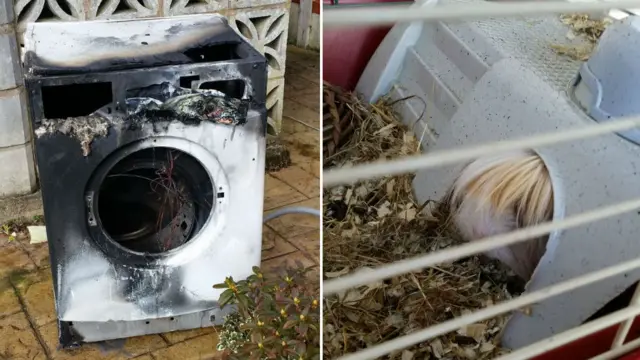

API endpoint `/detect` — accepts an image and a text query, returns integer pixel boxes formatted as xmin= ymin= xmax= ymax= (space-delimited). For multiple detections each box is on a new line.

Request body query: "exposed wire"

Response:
xmin=323 ymin=0 xmax=640 ymax=27
xmin=323 ymin=116 xmax=640 ymax=187
xmin=324 ymin=196 xmax=640 ymax=296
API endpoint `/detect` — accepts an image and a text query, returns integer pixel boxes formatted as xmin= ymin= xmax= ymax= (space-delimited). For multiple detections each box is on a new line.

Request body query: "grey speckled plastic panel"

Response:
xmin=356 ymin=0 xmax=593 ymax=146
xmin=412 ymin=57 xmax=640 ymax=350
xmin=356 ymin=0 xmax=640 ymax=350
xmin=576 ymin=17 xmax=640 ymax=145
xmin=443 ymin=0 xmax=588 ymax=91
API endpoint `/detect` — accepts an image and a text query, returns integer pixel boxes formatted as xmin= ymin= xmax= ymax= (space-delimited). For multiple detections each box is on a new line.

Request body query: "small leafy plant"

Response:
xmin=214 ymin=263 xmax=320 ymax=360
xmin=1 ymin=224 xmax=15 ymax=242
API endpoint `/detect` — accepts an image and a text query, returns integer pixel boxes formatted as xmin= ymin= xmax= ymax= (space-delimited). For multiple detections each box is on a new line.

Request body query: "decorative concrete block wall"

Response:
xmin=0 ymin=0 xmax=289 ymax=197
xmin=229 ymin=7 xmax=289 ymax=132
xmin=0 ymin=3 xmax=37 ymax=197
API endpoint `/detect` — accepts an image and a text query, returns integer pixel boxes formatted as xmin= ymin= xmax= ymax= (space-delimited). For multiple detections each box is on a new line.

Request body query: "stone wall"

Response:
xmin=288 ymin=0 xmax=320 ymax=50
xmin=0 ymin=0 xmax=289 ymax=197
xmin=0 ymin=3 xmax=37 ymax=197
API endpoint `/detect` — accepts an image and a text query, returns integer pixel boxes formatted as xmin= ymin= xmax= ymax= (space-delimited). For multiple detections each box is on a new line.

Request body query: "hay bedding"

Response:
xmin=322 ymin=83 xmax=522 ymax=359
xmin=552 ymin=13 xmax=612 ymax=61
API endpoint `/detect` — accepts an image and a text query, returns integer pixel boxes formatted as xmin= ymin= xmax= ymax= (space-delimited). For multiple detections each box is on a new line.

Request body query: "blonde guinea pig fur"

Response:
xmin=447 ymin=150 xmax=554 ymax=281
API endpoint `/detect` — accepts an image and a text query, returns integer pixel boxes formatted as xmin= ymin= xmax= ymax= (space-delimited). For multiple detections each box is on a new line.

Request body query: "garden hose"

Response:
xmin=263 ymin=206 xmax=321 ymax=223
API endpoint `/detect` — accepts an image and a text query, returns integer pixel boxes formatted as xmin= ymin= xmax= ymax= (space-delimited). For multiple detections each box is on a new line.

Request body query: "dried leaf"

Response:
xmin=345 ymin=188 xmax=354 ymax=204
xmin=386 ymin=179 xmax=396 ymax=197
xmin=336 ymin=269 xmax=384 ymax=307
xmin=344 ymin=310 xmax=361 ymax=323
xmin=430 ymin=339 xmax=444 ymax=359
xmin=377 ymin=201 xmax=392 ymax=218
xmin=374 ymin=123 xmax=396 ymax=136
xmin=387 ymin=284 xmax=405 ymax=298
xmin=461 ymin=347 xmax=477 ymax=359
xmin=354 ymin=185 xmax=369 ymax=199
xmin=337 ymin=289 xmax=366 ymax=304
xmin=397 ymin=207 xmax=416 ymax=221
xmin=480 ymin=342 xmax=496 ymax=353
xmin=401 ymin=350 xmax=415 ymax=360
xmin=325 ymin=267 xmax=350 ymax=279
xmin=341 ymin=228 xmax=357 ymax=238
xmin=457 ymin=323 xmax=487 ymax=343
xmin=360 ymin=296 xmax=384 ymax=312
xmin=384 ymin=313 xmax=404 ymax=329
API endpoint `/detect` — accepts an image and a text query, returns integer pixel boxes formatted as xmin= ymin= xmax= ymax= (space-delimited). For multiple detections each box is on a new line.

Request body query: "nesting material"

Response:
xmin=561 ymin=13 xmax=611 ymax=43
xmin=550 ymin=44 xmax=595 ymax=61
xmin=552 ymin=13 xmax=613 ymax=60
xmin=323 ymin=81 xmax=361 ymax=163
xmin=323 ymin=85 xmax=519 ymax=359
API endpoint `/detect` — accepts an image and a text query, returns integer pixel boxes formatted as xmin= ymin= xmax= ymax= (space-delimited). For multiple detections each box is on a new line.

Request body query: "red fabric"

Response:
xmin=620 ymin=346 xmax=640 ymax=360
xmin=529 ymin=317 xmax=640 ymax=360
xmin=323 ymin=0 xmax=412 ymax=90
xmin=323 ymin=27 xmax=391 ymax=90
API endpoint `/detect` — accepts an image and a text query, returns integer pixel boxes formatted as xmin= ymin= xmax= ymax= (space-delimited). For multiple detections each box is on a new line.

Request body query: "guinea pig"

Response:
xmin=447 ymin=150 xmax=554 ymax=281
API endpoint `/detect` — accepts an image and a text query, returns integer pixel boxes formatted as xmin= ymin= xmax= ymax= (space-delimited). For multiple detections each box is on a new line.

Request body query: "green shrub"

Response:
xmin=214 ymin=263 xmax=320 ymax=360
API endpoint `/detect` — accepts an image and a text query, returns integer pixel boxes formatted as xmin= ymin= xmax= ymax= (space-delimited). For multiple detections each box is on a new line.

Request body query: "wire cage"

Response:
xmin=323 ymin=1 xmax=640 ymax=359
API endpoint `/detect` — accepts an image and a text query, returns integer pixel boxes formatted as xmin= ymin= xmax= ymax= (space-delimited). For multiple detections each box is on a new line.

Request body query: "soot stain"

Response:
xmin=36 ymin=82 xmax=249 ymax=155
xmin=125 ymin=82 xmax=250 ymax=131
xmin=91 ymin=36 xmax=129 ymax=47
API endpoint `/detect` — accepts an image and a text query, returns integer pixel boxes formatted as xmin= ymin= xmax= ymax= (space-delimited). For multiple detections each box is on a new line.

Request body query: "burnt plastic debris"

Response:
xmin=126 ymin=82 xmax=250 ymax=127
xmin=36 ymin=82 xmax=250 ymax=155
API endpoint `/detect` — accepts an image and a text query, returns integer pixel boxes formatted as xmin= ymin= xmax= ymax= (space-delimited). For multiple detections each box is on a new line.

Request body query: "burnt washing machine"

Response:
xmin=22 ymin=14 xmax=267 ymax=347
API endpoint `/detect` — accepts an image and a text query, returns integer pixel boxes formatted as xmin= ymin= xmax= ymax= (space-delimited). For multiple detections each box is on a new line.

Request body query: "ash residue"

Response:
xmin=35 ymin=115 xmax=112 ymax=156
xmin=266 ymin=136 xmax=292 ymax=172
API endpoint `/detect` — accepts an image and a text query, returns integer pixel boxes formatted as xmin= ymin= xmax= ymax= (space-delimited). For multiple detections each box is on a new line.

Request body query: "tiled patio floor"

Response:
xmin=0 ymin=46 xmax=320 ymax=360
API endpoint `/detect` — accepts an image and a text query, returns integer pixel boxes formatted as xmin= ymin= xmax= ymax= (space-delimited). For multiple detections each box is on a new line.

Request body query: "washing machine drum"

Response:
xmin=96 ymin=146 xmax=206 ymax=254
xmin=86 ymin=83 xmax=249 ymax=255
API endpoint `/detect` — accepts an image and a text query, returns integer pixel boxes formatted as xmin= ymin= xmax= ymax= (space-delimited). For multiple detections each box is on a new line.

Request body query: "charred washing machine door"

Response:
xmin=23 ymin=14 xmax=268 ymax=347
xmin=85 ymin=84 xmax=245 ymax=312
